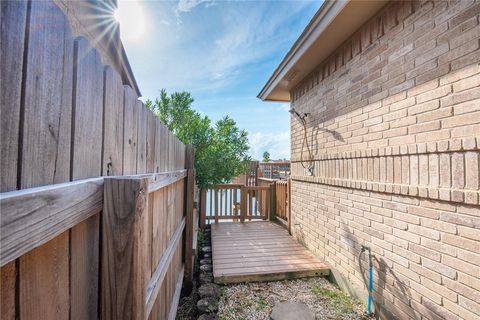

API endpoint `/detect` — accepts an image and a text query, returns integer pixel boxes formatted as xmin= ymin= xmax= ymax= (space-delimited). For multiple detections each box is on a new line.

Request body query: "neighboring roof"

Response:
xmin=258 ymin=0 xmax=388 ymax=102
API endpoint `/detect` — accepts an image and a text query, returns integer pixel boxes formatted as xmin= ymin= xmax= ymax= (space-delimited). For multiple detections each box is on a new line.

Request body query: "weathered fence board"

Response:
xmin=0 ymin=0 xmax=27 ymax=193
xmin=102 ymin=177 xmax=148 ymax=320
xmin=146 ymin=218 xmax=185 ymax=316
xmin=103 ymin=66 xmax=125 ymax=176
xmin=147 ymin=110 xmax=157 ymax=173
xmin=18 ymin=2 xmax=74 ymax=319
xmin=123 ymin=85 xmax=138 ymax=174
xmin=0 ymin=177 xmax=103 ymax=266
xmin=20 ymin=232 xmax=70 ymax=320
xmin=71 ymin=36 xmax=104 ymax=320
xmin=72 ymin=37 xmax=103 ymax=179
xmin=136 ymin=102 xmax=147 ymax=174
xmin=21 ymin=0 xmax=73 ymax=189
xmin=0 ymin=2 xmax=28 ymax=316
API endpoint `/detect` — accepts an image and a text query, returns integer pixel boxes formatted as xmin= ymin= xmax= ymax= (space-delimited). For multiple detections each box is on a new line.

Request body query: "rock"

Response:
xmin=200 ymin=258 xmax=212 ymax=265
xmin=200 ymin=264 xmax=213 ymax=272
xmin=270 ymin=302 xmax=315 ymax=320
xmin=202 ymin=246 xmax=212 ymax=253
xmin=198 ymin=283 xmax=221 ymax=298
xmin=198 ymin=314 xmax=218 ymax=320
xmin=197 ymin=297 xmax=218 ymax=314
xmin=203 ymin=253 xmax=212 ymax=258
xmin=199 ymin=273 xmax=213 ymax=284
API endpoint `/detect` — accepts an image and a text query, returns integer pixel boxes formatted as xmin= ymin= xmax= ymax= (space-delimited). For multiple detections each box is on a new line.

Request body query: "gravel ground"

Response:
xmin=217 ymin=277 xmax=370 ymax=320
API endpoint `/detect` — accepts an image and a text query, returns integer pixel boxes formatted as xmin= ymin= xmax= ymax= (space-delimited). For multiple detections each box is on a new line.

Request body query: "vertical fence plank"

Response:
xmin=240 ymin=186 xmax=247 ymax=222
xmin=184 ymin=145 xmax=195 ymax=286
xmin=154 ymin=121 xmax=163 ymax=173
xmin=70 ymin=36 xmax=103 ymax=320
xmin=0 ymin=1 xmax=28 ymax=318
xmin=287 ymin=178 xmax=292 ymax=234
xmin=20 ymin=1 xmax=73 ymax=188
xmin=200 ymin=189 xmax=207 ymax=228
xmin=136 ymin=102 xmax=147 ymax=174
xmin=146 ymin=110 xmax=156 ymax=173
xmin=159 ymin=123 xmax=168 ymax=172
xmin=102 ymin=177 xmax=148 ymax=320
xmin=0 ymin=0 xmax=27 ymax=192
xmin=214 ymin=188 xmax=219 ymax=223
xmin=20 ymin=232 xmax=70 ymax=319
xmin=270 ymin=182 xmax=276 ymax=221
xmin=19 ymin=1 xmax=74 ymax=318
xmin=102 ymin=66 xmax=124 ymax=176
xmin=71 ymin=37 xmax=103 ymax=179
xmin=123 ymin=86 xmax=138 ymax=174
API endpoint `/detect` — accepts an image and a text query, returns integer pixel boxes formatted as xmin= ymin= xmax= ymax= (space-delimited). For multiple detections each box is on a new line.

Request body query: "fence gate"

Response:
xmin=200 ymin=184 xmax=273 ymax=225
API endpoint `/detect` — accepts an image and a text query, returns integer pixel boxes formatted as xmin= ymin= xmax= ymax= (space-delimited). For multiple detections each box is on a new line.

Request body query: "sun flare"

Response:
xmin=115 ymin=0 xmax=146 ymax=42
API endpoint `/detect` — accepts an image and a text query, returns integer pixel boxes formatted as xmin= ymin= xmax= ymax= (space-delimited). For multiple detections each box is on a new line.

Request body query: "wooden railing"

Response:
xmin=257 ymin=178 xmax=292 ymax=233
xmin=200 ymin=184 xmax=273 ymax=226
xmin=275 ymin=180 xmax=289 ymax=221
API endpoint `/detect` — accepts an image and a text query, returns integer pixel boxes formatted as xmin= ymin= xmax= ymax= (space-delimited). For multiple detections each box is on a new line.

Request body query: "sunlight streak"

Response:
xmin=115 ymin=0 xmax=147 ymax=42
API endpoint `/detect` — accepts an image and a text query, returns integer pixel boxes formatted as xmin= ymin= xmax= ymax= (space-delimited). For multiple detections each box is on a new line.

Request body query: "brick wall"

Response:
xmin=289 ymin=1 xmax=479 ymax=319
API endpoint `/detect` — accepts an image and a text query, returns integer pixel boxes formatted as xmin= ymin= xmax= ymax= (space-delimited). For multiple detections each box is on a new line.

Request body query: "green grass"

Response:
xmin=311 ymin=285 xmax=356 ymax=317
xmin=255 ymin=295 xmax=268 ymax=311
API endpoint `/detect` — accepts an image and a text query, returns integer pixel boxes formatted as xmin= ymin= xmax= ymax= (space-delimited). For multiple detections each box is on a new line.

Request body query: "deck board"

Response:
xmin=211 ymin=222 xmax=329 ymax=284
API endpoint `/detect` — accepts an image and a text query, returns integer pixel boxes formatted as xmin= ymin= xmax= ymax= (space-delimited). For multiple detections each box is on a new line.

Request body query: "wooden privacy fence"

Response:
xmin=0 ymin=1 xmax=195 ymax=319
xmin=103 ymin=164 xmax=194 ymax=320
xmin=199 ymin=184 xmax=273 ymax=226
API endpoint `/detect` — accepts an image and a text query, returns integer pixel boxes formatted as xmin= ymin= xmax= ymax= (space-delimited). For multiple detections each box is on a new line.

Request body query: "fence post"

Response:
xmin=102 ymin=177 xmax=148 ymax=320
xmin=240 ymin=185 xmax=246 ymax=222
xmin=214 ymin=187 xmax=219 ymax=223
xmin=287 ymin=178 xmax=292 ymax=235
xmin=270 ymin=181 xmax=276 ymax=221
xmin=200 ymin=189 xmax=206 ymax=229
xmin=184 ymin=144 xmax=195 ymax=288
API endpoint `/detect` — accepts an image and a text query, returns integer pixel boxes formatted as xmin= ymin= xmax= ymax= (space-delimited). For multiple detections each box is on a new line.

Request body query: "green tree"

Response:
xmin=262 ymin=151 xmax=271 ymax=162
xmin=146 ymin=89 xmax=251 ymax=189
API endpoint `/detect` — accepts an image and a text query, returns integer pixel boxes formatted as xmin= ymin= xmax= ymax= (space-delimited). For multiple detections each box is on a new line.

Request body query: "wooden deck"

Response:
xmin=211 ymin=222 xmax=329 ymax=284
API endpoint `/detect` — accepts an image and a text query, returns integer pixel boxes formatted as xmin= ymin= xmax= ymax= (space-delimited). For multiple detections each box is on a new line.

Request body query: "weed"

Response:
xmin=255 ymin=295 xmax=268 ymax=311
xmin=311 ymin=285 xmax=355 ymax=317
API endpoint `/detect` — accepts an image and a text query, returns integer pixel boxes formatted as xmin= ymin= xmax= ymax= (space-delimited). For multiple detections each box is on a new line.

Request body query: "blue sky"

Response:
xmin=117 ymin=0 xmax=322 ymax=160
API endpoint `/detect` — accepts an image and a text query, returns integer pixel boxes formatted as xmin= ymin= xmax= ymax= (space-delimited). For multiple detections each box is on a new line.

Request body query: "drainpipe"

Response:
xmin=360 ymin=245 xmax=373 ymax=316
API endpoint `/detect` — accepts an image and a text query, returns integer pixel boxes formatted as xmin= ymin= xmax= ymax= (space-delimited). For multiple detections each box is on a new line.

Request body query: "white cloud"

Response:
xmin=136 ymin=1 xmax=316 ymax=95
xmin=249 ymin=131 xmax=290 ymax=161
xmin=176 ymin=0 xmax=214 ymax=12
xmin=280 ymin=103 xmax=291 ymax=112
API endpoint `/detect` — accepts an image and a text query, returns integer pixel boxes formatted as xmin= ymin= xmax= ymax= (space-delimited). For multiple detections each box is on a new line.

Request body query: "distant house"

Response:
xmin=260 ymin=1 xmax=480 ymax=319
xmin=259 ymin=161 xmax=290 ymax=179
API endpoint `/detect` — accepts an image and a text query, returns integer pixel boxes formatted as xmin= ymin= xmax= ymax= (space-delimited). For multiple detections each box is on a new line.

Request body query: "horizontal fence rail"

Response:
xmin=0 ymin=177 xmax=103 ymax=266
xmin=0 ymin=170 xmax=188 ymax=268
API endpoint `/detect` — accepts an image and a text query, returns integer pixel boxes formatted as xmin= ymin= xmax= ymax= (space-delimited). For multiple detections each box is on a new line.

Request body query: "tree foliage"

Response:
xmin=146 ymin=89 xmax=251 ymax=189
xmin=262 ymin=151 xmax=271 ymax=163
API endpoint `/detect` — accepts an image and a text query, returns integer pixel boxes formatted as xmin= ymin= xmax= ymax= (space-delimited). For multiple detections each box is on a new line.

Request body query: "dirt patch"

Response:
xmin=217 ymin=277 xmax=370 ymax=320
